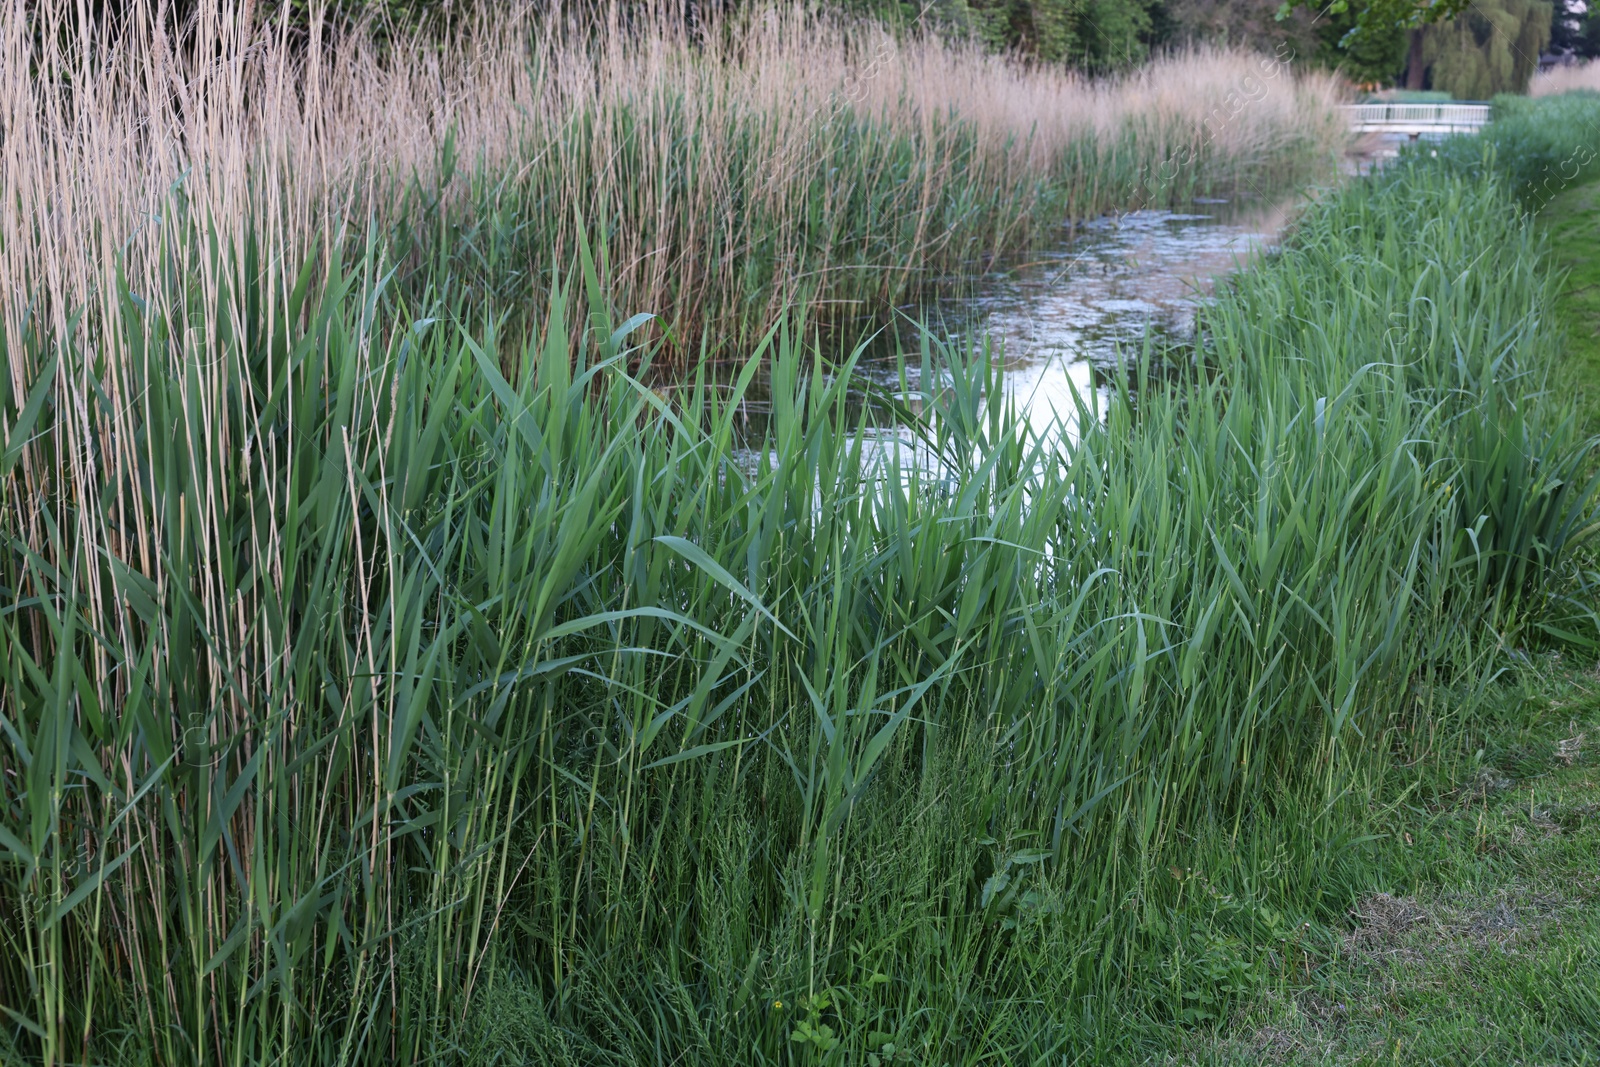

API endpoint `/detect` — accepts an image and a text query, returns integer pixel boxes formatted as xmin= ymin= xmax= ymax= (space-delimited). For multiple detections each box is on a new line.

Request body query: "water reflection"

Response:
xmin=958 ymin=202 xmax=1289 ymax=438
xmin=727 ymin=201 xmax=1292 ymax=469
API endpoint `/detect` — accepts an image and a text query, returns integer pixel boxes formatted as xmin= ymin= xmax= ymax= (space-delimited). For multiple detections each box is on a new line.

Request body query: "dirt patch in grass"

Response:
xmin=1168 ymin=988 xmax=1369 ymax=1066
xmin=1553 ymin=729 xmax=1587 ymax=767
xmin=1342 ymin=890 xmax=1565 ymax=967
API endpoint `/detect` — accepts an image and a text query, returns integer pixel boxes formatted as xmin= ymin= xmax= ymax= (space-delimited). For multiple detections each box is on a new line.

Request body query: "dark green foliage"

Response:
xmin=885 ymin=0 xmax=1165 ymax=69
xmin=1162 ymin=0 xmax=1320 ymax=53
xmin=1280 ymin=0 xmax=1479 ymax=51
xmin=1416 ymin=0 xmax=1554 ymax=98
xmin=1313 ymin=4 xmax=1410 ymax=84
xmin=1072 ymin=0 xmax=1160 ymax=69
xmin=1148 ymin=0 xmax=1409 ymax=84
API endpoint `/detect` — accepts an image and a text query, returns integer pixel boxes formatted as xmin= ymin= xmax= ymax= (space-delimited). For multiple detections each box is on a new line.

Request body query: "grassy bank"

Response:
xmin=1173 ymin=91 xmax=1600 ymax=1067
xmin=1542 ymin=177 xmax=1600 ymax=435
xmin=1187 ymin=659 xmax=1600 ymax=1065
xmin=3 ymin=10 xmax=1599 ymax=1067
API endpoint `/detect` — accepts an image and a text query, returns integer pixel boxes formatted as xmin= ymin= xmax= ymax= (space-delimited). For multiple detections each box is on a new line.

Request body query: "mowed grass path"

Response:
xmin=1192 ymin=664 xmax=1600 ymax=1066
xmin=1184 ymin=168 xmax=1600 ymax=1067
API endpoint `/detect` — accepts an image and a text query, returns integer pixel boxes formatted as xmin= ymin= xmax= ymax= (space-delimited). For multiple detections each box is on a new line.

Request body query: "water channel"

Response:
xmin=922 ymin=199 xmax=1291 ymax=434
xmin=727 ymin=197 xmax=1296 ymax=474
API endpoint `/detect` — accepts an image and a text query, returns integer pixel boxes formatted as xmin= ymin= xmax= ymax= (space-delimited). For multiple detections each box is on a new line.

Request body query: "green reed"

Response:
xmin=2 ymin=143 xmax=1596 ymax=1066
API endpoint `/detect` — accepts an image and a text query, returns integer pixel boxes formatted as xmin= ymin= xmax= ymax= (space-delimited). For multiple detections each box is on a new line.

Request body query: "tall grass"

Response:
xmin=7 ymin=157 xmax=1590 ymax=1066
xmin=2 ymin=6 xmax=1596 ymax=1066
xmin=1437 ymin=90 xmax=1600 ymax=200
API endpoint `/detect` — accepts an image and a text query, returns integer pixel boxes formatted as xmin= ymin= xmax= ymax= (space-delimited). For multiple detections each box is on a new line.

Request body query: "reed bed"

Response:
xmin=0 ymin=2 xmax=1347 ymax=364
xmin=1433 ymin=90 xmax=1600 ymax=205
xmin=5 ymin=151 xmax=1591 ymax=1066
xmin=1530 ymin=60 xmax=1600 ymax=96
xmin=2 ymin=5 xmax=1596 ymax=1066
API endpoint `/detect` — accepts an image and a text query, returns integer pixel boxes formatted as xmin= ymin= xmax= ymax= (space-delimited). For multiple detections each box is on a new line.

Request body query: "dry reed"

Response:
xmin=1 ymin=2 xmax=1348 ymax=368
xmin=1530 ymin=60 xmax=1600 ymax=97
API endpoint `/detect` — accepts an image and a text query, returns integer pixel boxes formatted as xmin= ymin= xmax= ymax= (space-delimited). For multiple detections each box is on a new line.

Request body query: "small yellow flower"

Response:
xmin=773 ymin=1000 xmax=784 ymax=1010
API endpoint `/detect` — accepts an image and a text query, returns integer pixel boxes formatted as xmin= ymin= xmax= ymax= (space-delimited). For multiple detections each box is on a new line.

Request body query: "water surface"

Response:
xmin=732 ymin=200 xmax=1293 ymax=469
xmin=928 ymin=201 xmax=1290 ymax=436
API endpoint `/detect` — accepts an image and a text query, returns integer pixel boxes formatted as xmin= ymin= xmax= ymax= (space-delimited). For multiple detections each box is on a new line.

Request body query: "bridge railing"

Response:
xmin=1342 ymin=103 xmax=1493 ymax=130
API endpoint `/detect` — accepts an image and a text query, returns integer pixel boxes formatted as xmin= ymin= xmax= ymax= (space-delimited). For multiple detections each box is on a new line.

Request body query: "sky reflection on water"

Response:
xmin=964 ymin=204 xmax=1287 ymax=438
xmin=730 ymin=202 xmax=1292 ymax=476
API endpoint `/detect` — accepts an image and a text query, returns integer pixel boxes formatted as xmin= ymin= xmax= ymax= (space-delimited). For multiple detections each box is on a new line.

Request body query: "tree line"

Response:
xmin=56 ymin=0 xmax=1599 ymax=96
xmin=841 ymin=0 xmax=1572 ymax=94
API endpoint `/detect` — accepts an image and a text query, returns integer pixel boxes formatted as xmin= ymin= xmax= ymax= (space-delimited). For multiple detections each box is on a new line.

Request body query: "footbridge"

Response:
xmin=1343 ymin=102 xmax=1492 ymax=137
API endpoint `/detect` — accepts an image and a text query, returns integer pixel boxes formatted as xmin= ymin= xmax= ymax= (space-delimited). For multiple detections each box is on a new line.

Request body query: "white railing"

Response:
xmin=1342 ymin=103 xmax=1492 ymax=133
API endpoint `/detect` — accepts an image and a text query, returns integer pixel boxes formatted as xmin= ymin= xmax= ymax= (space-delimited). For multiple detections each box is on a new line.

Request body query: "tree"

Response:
xmin=1413 ymin=0 xmax=1552 ymax=97
xmin=1075 ymin=0 xmax=1159 ymax=69
xmin=1548 ymin=0 xmax=1600 ymax=57
xmin=1278 ymin=0 xmax=1478 ymax=51
xmin=963 ymin=0 xmax=1087 ymax=63
xmin=1161 ymin=0 xmax=1322 ymax=53
xmin=915 ymin=0 xmax=1163 ymax=69
xmin=1313 ymin=3 xmax=1410 ymax=83
xmin=1158 ymin=1 xmax=1409 ymax=84
xmin=1288 ymin=0 xmax=1555 ymax=93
